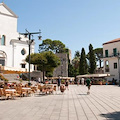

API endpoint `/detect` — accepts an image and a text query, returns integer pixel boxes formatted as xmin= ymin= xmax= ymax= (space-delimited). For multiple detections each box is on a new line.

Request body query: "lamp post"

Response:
xmin=18 ymin=29 xmax=42 ymax=86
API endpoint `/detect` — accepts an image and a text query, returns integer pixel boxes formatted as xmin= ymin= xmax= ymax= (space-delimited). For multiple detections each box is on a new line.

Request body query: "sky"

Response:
xmin=3 ymin=0 xmax=120 ymax=59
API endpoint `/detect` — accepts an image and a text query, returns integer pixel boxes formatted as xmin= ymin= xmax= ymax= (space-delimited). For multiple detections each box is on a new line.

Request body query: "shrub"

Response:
xmin=61 ymin=79 xmax=65 ymax=84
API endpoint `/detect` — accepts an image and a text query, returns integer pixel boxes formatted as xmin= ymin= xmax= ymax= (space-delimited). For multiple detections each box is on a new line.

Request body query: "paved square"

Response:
xmin=0 ymin=85 xmax=120 ymax=120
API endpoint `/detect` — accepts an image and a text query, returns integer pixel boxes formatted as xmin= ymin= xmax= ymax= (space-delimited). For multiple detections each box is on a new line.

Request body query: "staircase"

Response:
xmin=1 ymin=71 xmax=43 ymax=82
xmin=22 ymin=71 xmax=43 ymax=81
xmin=2 ymin=74 xmax=19 ymax=82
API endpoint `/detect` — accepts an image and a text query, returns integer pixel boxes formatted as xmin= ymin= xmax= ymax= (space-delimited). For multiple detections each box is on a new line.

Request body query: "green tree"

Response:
xmin=25 ymin=51 xmax=60 ymax=81
xmin=51 ymin=40 xmax=66 ymax=53
xmin=38 ymin=39 xmax=52 ymax=52
xmin=68 ymin=63 xmax=75 ymax=77
xmin=74 ymin=50 xmax=80 ymax=58
xmin=79 ymin=48 xmax=88 ymax=75
xmin=94 ymin=48 xmax=103 ymax=68
xmin=72 ymin=51 xmax=80 ymax=76
xmin=89 ymin=44 xmax=96 ymax=74
xmin=39 ymin=39 xmax=66 ymax=53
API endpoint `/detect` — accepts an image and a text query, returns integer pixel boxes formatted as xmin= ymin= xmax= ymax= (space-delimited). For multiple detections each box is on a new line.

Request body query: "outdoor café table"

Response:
xmin=5 ymin=89 xmax=16 ymax=92
xmin=22 ymin=87 xmax=31 ymax=96
xmin=22 ymin=87 xmax=31 ymax=90
xmin=5 ymin=89 xmax=16 ymax=99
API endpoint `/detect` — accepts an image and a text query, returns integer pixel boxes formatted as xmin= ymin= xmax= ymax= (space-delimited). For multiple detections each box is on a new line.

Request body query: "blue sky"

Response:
xmin=3 ymin=0 xmax=120 ymax=58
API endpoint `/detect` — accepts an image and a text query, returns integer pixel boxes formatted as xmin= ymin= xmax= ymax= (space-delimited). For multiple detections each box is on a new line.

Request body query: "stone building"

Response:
xmin=53 ymin=53 xmax=68 ymax=77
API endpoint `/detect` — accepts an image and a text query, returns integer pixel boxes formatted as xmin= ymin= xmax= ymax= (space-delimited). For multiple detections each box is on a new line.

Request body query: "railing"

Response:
xmin=102 ymin=52 xmax=120 ymax=58
xmin=105 ymin=68 xmax=109 ymax=72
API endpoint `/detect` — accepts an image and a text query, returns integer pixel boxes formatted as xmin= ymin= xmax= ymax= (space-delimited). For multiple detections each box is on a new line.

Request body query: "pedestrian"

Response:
xmin=81 ymin=78 xmax=85 ymax=85
xmin=77 ymin=78 xmax=80 ymax=86
xmin=57 ymin=76 xmax=61 ymax=90
xmin=86 ymin=78 xmax=91 ymax=94
xmin=70 ymin=78 xmax=72 ymax=84
xmin=38 ymin=77 xmax=41 ymax=83
xmin=65 ymin=79 xmax=69 ymax=90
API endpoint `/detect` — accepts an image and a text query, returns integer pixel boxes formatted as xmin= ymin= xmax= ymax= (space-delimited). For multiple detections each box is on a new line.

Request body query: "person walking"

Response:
xmin=57 ymin=76 xmax=61 ymax=90
xmin=77 ymin=78 xmax=80 ymax=86
xmin=81 ymin=78 xmax=85 ymax=85
xmin=70 ymin=78 xmax=72 ymax=84
xmin=65 ymin=79 xmax=69 ymax=90
xmin=86 ymin=78 xmax=91 ymax=94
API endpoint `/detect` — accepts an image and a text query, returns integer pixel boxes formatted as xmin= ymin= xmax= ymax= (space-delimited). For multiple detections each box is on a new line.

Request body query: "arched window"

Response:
xmin=1 ymin=35 xmax=5 ymax=45
xmin=0 ymin=50 xmax=7 ymax=66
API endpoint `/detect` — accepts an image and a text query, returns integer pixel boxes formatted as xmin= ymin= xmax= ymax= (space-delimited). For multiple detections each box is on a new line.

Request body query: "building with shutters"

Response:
xmin=103 ymin=38 xmax=120 ymax=83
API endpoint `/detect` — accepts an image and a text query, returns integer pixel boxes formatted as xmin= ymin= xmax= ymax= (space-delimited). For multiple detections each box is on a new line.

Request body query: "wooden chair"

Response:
xmin=53 ymin=85 xmax=57 ymax=94
xmin=0 ymin=89 xmax=3 ymax=98
xmin=15 ymin=87 xmax=22 ymax=97
xmin=2 ymin=89 xmax=12 ymax=99
xmin=47 ymin=85 xmax=53 ymax=94
xmin=31 ymin=86 xmax=37 ymax=93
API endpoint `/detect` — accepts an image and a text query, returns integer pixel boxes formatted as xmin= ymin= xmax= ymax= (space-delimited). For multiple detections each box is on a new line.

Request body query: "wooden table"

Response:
xmin=5 ymin=89 xmax=16 ymax=99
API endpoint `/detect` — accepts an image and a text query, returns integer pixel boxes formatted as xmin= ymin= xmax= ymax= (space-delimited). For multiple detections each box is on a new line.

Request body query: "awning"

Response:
xmin=47 ymin=77 xmax=75 ymax=80
xmin=76 ymin=74 xmax=110 ymax=78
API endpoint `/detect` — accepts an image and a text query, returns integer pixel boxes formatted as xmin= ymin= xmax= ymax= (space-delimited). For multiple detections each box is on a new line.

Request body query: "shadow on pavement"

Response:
xmin=34 ymin=93 xmax=49 ymax=97
xmin=0 ymin=98 xmax=6 ymax=101
xmin=78 ymin=94 xmax=87 ymax=95
xmin=100 ymin=111 xmax=120 ymax=120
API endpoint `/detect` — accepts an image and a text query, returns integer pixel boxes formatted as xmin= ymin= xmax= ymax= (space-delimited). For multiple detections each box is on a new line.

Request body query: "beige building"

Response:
xmin=53 ymin=53 xmax=68 ymax=77
xmin=103 ymin=38 xmax=120 ymax=83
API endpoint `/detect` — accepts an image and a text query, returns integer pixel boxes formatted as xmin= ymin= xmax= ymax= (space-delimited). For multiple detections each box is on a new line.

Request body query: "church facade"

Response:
xmin=0 ymin=3 xmax=34 ymax=72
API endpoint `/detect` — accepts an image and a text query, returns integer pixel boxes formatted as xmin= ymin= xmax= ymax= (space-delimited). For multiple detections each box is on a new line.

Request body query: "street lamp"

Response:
xmin=18 ymin=29 xmax=42 ymax=86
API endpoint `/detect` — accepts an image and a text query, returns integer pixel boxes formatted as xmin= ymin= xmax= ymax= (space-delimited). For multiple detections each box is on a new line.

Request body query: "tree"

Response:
xmin=25 ymin=51 xmax=60 ymax=81
xmin=94 ymin=48 xmax=103 ymax=68
xmin=39 ymin=39 xmax=66 ymax=53
xmin=38 ymin=39 xmax=52 ymax=52
xmin=72 ymin=51 xmax=80 ymax=76
xmin=79 ymin=48 xmax=88 ymax=75
xmin=68 ymin=63 xmax=75 ymax=77
xmin=51 ymin=40 xmax=66 ymax=53
xmin=89 ymin=44 xmax=96 ymax=74
xmin=74 ymin=51 xmax=80 ymax=58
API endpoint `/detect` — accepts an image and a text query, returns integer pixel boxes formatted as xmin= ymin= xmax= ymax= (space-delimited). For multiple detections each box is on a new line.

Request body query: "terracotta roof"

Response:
xmin=103 ymin=38 xmax=120 ymax=45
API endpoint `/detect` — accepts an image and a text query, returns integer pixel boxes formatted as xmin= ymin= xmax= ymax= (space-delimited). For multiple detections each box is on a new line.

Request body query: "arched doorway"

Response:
xmin=0 ymin=50 xmax=7 ymax=66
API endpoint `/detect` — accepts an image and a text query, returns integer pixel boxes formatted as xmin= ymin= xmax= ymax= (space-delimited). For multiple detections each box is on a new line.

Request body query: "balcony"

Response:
xmin=102 ymin=53 xmax=120 ymax=58
xmin=105 ymin=68 xmax=109 ymax=72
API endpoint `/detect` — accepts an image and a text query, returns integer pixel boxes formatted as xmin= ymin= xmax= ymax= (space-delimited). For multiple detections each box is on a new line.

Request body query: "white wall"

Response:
xmin=103 ymin=42 xmax=120 ymax=57
xmin=0 ymin=4 xmax=35 ymax=72
xmin=103 ymin=42 xmax=120 ymax=82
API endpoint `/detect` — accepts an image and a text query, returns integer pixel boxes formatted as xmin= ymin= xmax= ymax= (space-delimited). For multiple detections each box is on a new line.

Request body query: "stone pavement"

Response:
xmin=0 ymin=85 xmax=120 ymax=120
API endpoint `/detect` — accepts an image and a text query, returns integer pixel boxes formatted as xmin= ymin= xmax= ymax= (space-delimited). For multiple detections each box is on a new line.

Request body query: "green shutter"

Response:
xmin=105 ymin=50 xmax=108 ymax=57
xmin=113 ymin=48 xmax=117 ymax=56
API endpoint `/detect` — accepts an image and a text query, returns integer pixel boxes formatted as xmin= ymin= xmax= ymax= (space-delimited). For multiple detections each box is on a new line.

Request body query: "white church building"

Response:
xmin=0 ymin=2 xmax=34 ymax=72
